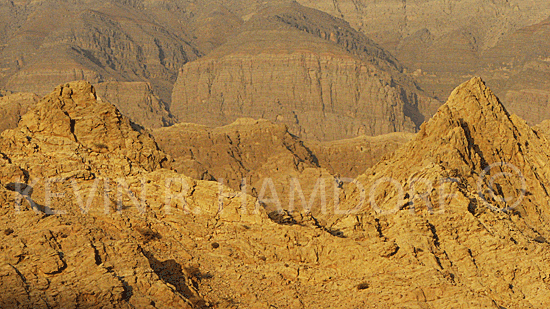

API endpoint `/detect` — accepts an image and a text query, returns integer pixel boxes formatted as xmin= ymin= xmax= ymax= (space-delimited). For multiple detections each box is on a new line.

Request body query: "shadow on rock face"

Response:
xmin=4 ymin=182 xmax=56 ymax=215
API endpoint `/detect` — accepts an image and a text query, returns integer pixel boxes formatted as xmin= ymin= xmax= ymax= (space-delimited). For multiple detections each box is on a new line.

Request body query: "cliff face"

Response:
xmin=172 ymin=53 xmax=419 ymax=140
xmin=171 ymin=3 xmax=436 ymax=141
xmin=94 ymin=81 xmax=175 ymax=129
xmin=296 ymin=0 xmax=550 ymax=127
xmin=297 ymin=0 xmax=550 ymax=101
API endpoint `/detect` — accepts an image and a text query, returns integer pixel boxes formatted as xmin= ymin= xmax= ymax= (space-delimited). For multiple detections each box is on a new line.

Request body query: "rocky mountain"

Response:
xmin=2 ymin=79 xmax=550 ymax=307
xmin=321 ymin=77 xmax=550 ymax=307
xmin=171 ymin=2 xmax=439 ymax=141
xmin=0 ymin=0 xmax=202 ymax=104
xmin=153 ymin=119 xmax=320 ymax=186
xmin=152 ymin=118 xmax=407 ymax=213
xmin=296 ymin=0 xmax=550 ymax=102
xmin=2 ymin=0 xmax=550 ymax=133
xmin=305 ymin=132 xmax=413 ymax=178
xmin=534 ymin=119 xmax=550 ymax=140
xmin=153 ymin=118 xmax=337 ymax=215
xmin=0 ymin=80 xmax=444 ymax=308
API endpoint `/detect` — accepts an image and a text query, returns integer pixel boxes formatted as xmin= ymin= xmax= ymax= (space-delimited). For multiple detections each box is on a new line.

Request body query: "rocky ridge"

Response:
xmin=153 ymin=118 xmax=410 ymax=194
xmin=2 ymin=79 xmax=550 ymax=308
xmin=323 ymin=77 xmax=550 ymax=307
xmin=153 ymin=118 xmax=336 ymax=215
xmin=153 ymin=118 xmax=412 ymax=212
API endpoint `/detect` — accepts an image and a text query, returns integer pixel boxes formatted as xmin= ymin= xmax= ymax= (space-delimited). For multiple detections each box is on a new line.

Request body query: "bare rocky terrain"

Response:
xmin=94 ymin=81 xmax=175 ymax=129
xmin=1 ymin=77 xmax=550 ymax=308
xmin=297 ymin=0 xmax=550 ymax=124
xmin=0 ymin=91 xmax=39 ymax=132
xmin=1 ymin=0 xmax=550 ymax=308
xmin=152 ymin=118 xmax=409 ymax=211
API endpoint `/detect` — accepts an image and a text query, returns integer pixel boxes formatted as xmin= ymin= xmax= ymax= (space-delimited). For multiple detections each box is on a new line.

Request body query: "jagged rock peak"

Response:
xmin=427 ymin=77 xmax=510 ymax=126
xmin=22 ymin=81 xmax=119 ymax=142
xmin=351 ymin=76 xmax=550 ymax=216
xmin=7 ymin=80 xmax=167 ymax=172
xmin=412 ymin=76 xmax=528 ymax=171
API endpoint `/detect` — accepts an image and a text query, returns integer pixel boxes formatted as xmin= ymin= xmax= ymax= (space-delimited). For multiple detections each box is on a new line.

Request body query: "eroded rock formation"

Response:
xmin=2 ymin=78 xmax=550 ymax=308
xmin=171 ymin=3 xmax=437 ymax=141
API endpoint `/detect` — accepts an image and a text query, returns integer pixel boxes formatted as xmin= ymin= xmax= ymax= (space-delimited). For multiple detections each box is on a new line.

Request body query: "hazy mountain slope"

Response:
xmin=0 ymin=0 xmax=201 ymax=104
xmin=297 ymin=0 xmax=550 ymax=102
xmin=171 ymin=2 xmax=438 ymax=141
xmin=0 ymin=91 xmax=39 ymax=132
xmin=94 ymin=81 xmax=175 ymax=128
xmin=480 ymin=16 xmax=550 ymax=125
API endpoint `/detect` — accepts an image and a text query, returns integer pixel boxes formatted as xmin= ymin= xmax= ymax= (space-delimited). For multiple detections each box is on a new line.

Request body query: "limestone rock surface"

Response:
xmin=326 ymin=77 xmax=550 ymax=308
xmin=305 ymin=132 xmax=413 ymax=178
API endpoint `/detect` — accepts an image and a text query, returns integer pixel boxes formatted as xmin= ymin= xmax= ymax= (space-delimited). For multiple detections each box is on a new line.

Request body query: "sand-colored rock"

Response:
xmin=0 ymin=80 xmax=421 ymax=308
xmin=326 ymin=77 xmax=550 ymax=307
xmin=153 ymin=118 xmax=410 ymax=216
xmin=0 ymin=91 xmax=39 ymax=132
xmin=305 ymin=132 xmax=413 ymax=178
xmin=0 ymin=81 xmax=168 ymax=179
xmin=534 ymin=119 xmax=550 ymax=140
xmin=2 ymin=79 xmax=550 ymax=308
xmin=153 ymin=119 xmax=337 ymax=215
